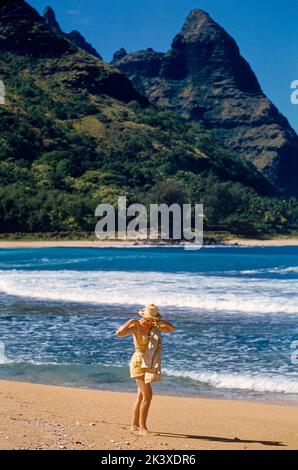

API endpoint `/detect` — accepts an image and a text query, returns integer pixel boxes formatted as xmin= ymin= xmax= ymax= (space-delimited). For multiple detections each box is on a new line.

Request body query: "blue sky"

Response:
xmin=29 ymin=0 xmax=298 ymax=132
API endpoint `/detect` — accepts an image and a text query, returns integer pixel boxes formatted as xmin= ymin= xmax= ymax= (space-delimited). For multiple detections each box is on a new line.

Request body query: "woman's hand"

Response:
xmin=158 ymin=319 xmax=176 ymax=333
xmin=115 ymin=318 xmax=139 ymax=337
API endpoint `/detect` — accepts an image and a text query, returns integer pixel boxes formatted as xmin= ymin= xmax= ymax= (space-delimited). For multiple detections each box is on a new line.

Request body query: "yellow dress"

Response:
xmin=130 ymin=331 xmax=162 ymax=382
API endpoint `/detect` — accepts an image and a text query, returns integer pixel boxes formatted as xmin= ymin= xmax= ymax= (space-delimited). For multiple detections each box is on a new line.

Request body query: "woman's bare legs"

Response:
xmin=131 ymin=386 xmax=143 ymax=431
xmin=136 ymin=377 xmax=153 ymax=435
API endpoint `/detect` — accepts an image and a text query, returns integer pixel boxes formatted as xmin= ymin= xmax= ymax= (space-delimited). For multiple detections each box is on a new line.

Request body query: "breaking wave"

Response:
xmin=0 ymin=269 xmax=297 ymax=314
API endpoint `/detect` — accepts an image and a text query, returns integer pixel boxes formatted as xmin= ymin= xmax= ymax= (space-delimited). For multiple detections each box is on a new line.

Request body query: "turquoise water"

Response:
xmin=0 ymin=246 xmax=297 ymax=403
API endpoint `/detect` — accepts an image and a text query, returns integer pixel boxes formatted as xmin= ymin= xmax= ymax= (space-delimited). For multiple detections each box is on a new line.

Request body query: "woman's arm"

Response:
xmin=158 ymin=319 xmax=176 ymax=333
xmin=115 ymin=318 xmax=139 ymax=337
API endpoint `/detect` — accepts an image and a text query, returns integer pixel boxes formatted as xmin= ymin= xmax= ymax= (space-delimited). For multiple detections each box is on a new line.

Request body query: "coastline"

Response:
xmin=0 ymin=238 xmax=298 ymax=248
xmin=223 ymin=238 xmax=298 ymax=247
xmin=0 ymin=379 xmax=297 ymax=450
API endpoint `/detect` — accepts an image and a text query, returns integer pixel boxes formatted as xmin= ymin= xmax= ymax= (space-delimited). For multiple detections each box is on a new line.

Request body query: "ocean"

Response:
xmin=0 ymin=246 xmax=297 ymax=403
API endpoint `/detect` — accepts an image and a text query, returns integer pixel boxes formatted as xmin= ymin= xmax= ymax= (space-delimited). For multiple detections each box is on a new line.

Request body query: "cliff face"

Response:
xmin=113 ymin=9 xmax=298 ymax=195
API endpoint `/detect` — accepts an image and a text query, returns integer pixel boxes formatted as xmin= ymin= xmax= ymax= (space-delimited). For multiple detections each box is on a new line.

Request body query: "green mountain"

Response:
xmin=0 ymin=0 xmax=297 ymax=237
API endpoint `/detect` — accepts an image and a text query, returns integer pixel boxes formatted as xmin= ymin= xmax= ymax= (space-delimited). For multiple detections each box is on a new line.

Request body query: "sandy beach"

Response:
xmin=0 ymin=238 xmax=297 ymax=248
xmin=224 ymin=238 xmax=298 ymax=247
xmin=0 ymin=240 xmax=139 ymax=249
xmin=0 ymin=380 xmax=297 ymax=450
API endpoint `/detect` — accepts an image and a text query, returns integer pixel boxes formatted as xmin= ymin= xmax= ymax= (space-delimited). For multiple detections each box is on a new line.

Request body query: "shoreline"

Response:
xmin=0 ymin=379 xmax=297 ymax=450
xmin=0 ymin=238 xmax=298 ymax=248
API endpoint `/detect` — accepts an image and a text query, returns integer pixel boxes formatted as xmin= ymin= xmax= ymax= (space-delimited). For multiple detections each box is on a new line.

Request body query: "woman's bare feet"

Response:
xmin=138 ymin=427 xmax=155 ymax=436
xmin=130 ymin=425 xmax=139 ymax=433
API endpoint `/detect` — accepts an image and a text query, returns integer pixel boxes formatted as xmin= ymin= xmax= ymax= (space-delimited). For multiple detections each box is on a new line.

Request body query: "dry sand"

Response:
xmin=0 ymin=240 xmax=138 ymax=249
xmin=0 ymin=380 xmax=297 ymax=450
xmin=0 ymin=238 xmax=297 ymax=249
xmin=223 ymin=238 xmax=298 ymax=246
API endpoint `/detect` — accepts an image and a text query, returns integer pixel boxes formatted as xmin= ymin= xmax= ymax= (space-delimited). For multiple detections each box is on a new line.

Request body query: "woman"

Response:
xmin=116 ymin=304 xmax=176 ymax=435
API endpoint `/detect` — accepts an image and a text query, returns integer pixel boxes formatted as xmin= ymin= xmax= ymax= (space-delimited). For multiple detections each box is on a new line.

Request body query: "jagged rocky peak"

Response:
xmin=172 ymin=8 xmax=261 ymax=93
xmin=174 ymin=9 xmax=216 ymax=41
xmin=112 ymin=8 xmax=298 ymax=195
xmin=43 ymin=4 xmax=102 ymax=59
xmin=43 ymin=5 xmax=62 ymax=32
xmin=112 ymin=48 xmax=128 ymax=63
xmin=67 ymin=30 xmax=102 ymax=60
xmin=174 ymin=8 xmax=227 ymax=40
xmin=0 ymin=0 xmax=73 ymax=54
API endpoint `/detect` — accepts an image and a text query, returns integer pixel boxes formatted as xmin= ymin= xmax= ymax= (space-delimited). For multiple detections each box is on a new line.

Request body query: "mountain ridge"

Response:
xmin=43 ymin=6 xmax=103 ymax=60
xmin=0 ymin=0 xmax=146 ymax=104
xmin=0 ymin=0 xmax=297 ymax=236
xmin=113 ymin=8 xmax=298 ymax=196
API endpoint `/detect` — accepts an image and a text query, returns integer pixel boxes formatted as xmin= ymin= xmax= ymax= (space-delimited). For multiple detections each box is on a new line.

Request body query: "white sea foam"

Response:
xmin=237 ymin=266 xmax=298 ymax=275
xmin=0 ymin=342 xmax=11 ymax=364
xmin=0 ymin=269 xmax=297 ymax=314
xmin=163 ymin=368 xmax=298 ymax=394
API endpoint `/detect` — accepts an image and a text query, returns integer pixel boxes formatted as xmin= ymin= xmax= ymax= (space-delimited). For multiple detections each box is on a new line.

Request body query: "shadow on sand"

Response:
xmin=154 ymin=431 xmax=285 ymax=447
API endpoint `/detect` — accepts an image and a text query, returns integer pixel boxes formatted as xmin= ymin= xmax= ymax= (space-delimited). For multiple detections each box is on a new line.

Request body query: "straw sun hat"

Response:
xmin=139 ymin=304 xmax=163 ymax=321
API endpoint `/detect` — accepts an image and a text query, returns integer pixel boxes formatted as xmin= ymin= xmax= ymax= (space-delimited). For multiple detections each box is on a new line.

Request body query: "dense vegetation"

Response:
xmin=0 ymin=52 xmax=298 ymax=238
